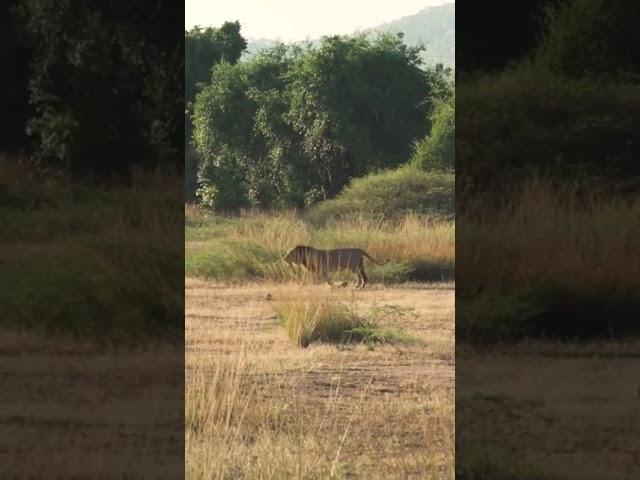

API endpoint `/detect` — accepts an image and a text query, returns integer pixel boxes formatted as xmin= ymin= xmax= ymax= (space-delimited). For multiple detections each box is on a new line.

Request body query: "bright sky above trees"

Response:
xmin=185 ymin=0 xmax=453 ymax=41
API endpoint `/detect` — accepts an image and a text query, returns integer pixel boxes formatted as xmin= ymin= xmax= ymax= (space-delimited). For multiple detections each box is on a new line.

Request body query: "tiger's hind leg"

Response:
xmin=355 ymin=264 xmax=368 ymax=289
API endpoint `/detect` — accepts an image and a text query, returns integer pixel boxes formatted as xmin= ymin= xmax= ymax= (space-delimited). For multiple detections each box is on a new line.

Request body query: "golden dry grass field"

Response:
xmin=0 ymin=330 xmax=183 ymax=478
xmin=185 ymin=279 xmax=454 ymax=479
xmin=457 ymin=343 xmax=640 ymax=480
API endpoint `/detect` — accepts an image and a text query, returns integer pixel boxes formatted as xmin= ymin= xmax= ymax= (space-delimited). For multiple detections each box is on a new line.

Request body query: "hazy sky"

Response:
xmin=185 ymin=0 xmax=454 ymax=41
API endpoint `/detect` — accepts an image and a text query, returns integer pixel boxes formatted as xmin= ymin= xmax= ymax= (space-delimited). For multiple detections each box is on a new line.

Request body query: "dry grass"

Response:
xmin=185 ymin=279 xmax=454 ymax=479
xmin=457 ymin=178 xmax=640 ymax=340
xmin=274 ymin=296 xmax=421 ymax=348
xmin=0 ymin=161 xmax=184 ymax=336
xmin=0 ymin=330 xmax=183 ymax=478
xmin=185 ymin=209 xmax=454 ymax=283
xmin=458 ymin=178 xmax=640 ymax=296
xmin=457 ymin=177 xmax=640 ymax=478
xmin=457 ymin=342 xmax=640 ymax=480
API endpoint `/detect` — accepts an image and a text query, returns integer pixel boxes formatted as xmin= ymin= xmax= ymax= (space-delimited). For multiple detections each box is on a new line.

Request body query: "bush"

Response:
xmin=457 ymin=64 xmax=640 ymax=198
xmin=307 ymin=166 xmax=454 ymax=225
xmin=536 ymin=0 xmax=640 ymax=79
xmin=413 ymin=98 xmax=454 ymax=171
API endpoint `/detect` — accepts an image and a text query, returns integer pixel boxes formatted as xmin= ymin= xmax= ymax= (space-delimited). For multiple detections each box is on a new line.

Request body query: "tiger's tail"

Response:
xmin=363 ymin=251 xmax=390 ymax=265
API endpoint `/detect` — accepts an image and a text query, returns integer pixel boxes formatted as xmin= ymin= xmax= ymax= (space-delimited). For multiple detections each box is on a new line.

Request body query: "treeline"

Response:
xmin=186 ymin=23 xmax=453 ymax=210
xmin=1 ymin=0 xmax=184 ymax=184
xmin=185 ymin=22 xmax=247 ymax=200
xmin=457 ymin=0 xmax=640 ymax=201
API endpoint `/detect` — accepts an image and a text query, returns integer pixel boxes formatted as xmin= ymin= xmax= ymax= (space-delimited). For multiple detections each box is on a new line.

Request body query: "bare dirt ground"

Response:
xmin=457 ymin=344 xmax=640 ymax=479
xmin=0 ymin=331 xmax=183 ymax=479
xmin=186 ymin=279 xmax=455 ymax=479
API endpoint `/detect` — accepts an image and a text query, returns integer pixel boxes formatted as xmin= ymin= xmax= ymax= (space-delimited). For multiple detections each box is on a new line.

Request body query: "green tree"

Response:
xmin=284 ymin=34 xmax=430 ymax=198
xmin=18 ymin=0 xmax=183 ymax=183
xmin=1 ymin=1 xmax=32 ymax=151
xmin=193 ymin=46 xmax=298 ymax=210
xmin=537 ymin=0 xmax=640 ymax=79
xmin=185 ymin=22 xmax=246 ymax=201
xmin=412 ymin=95 xmax=454 ymax=171
xmin=194 ymin=34 xmax=449 ymax=211
xmin=185 ymin=22 xmax=246 ymax=106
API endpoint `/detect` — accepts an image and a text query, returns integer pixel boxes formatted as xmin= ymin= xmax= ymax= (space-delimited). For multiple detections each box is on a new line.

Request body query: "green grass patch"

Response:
xmin=0 ymin=178 xmax=183 ymax=339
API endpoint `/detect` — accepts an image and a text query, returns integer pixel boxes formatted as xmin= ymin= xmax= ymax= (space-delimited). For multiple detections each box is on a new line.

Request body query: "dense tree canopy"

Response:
xmin=537 ymin=0 xmax=640 ymax=79
xmin=15 ymin=0 xmax=183 ymax=183
xmin=0 ymin=3 xmax=31 ymax=151
xmin=193 ymin=33 xmax=452 ymax=211
xmin=185 ymin=22 xmax=247 ymax=106
xmin=185 ymin=22 xmax=247 ymax=200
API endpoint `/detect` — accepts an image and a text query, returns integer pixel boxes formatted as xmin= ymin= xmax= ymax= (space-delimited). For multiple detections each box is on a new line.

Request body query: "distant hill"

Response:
xmin=244 ymin=2 xmax=454 ymax=68
xmin=244 ymin=38 xmax=279 ymax=56
xmin=371 ymin=3 xmax=454 ymax=67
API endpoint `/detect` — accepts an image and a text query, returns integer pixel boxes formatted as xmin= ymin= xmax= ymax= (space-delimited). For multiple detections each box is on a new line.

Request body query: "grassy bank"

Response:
xmin=457 ymin=178 xmax=640 ymax=341
xmin=185 ymin=207 xmax=454 ymax=284
xmin=0 ymin=168 xmax=184 ymax=339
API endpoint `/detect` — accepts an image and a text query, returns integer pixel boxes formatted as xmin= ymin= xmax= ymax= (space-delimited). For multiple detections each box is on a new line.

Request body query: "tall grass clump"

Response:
xmin=274 ymin=297 xmax=419 ymax=348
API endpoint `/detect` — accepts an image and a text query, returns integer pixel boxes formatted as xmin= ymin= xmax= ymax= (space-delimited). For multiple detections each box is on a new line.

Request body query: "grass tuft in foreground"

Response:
xmin=274 ymin=299 xmax=419 ymax=348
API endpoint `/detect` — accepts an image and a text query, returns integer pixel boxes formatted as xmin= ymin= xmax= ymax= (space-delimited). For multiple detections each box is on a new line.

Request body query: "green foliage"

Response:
xmin=194 ymin=34 xmax=451 ymax=211
xmin=185 ymin=22 xmax=247 ymax=201
xmin=284 ymin=34 xmax=430 ymax=196
xmin=537 ymin=0 xmax=640 ymax=80
xmin=17 ymin=0 xmax=183 ymax=180
xmin=185 ymin=22 xmax=246 ymax=105
xmin=306 ymin=166 xmax=454 ymax=225
xmin=456 ymin=64 xmax=640 ymax=198
xmin=412 ymin=96 xmax=454 ymax=171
